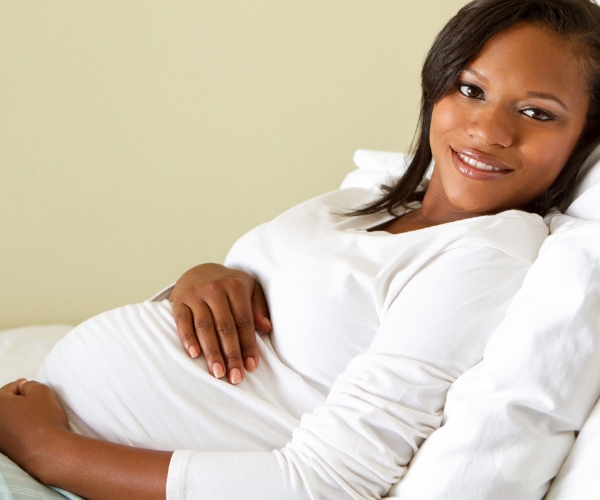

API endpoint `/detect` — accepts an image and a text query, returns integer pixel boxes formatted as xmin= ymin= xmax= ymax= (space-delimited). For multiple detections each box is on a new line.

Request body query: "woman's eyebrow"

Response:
xmin=463 ymin=67 xmax=569 ymax=111
xmin=524 ymin=91 xmax=569 ymax=111
xmin=463 ymin=67 xmax=489 ymax=83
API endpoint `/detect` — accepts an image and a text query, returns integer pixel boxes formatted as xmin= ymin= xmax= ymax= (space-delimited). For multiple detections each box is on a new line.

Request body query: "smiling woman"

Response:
xmin=427 ymin=22 xmax=589 ymax=221
xmin=1 ymin=1 xmax=600 ymax=500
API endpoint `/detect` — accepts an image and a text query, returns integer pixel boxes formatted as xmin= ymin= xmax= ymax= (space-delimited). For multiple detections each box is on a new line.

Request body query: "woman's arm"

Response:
xmin=0 ymin=380 xmax=171 ymax=500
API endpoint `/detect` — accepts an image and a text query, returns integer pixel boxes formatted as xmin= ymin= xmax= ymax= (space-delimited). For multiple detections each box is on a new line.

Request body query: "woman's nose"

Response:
xmin=466 ymin=105 xmax=515 ymax=148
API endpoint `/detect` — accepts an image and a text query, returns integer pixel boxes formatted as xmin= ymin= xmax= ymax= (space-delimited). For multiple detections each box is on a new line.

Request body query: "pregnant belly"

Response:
xmin=37 ymin=300 xmax=324 ymax=452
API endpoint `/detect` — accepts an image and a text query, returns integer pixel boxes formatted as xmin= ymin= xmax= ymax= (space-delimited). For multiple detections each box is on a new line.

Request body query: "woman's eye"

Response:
xmin=457 ymin=83 xmax=484 ymax=99
xmin=520 ymin=107 xmax=556 ymax=122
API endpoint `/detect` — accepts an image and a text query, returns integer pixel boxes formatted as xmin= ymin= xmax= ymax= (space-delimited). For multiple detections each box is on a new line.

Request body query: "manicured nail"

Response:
xmin=212 ymin=363 xmax=225 ymax=379
xmin=188 ymin=346 xmax=199 ymax=359
xmin=245 ymin=357 xmax=257 ymax=371
xmin=230 ymin=368 xmax=242 ymax=385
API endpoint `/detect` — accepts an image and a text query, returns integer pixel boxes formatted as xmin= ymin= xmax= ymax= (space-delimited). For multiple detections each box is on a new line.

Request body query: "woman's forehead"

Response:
xmin=467 ymin=23 xmax=589 ymax=104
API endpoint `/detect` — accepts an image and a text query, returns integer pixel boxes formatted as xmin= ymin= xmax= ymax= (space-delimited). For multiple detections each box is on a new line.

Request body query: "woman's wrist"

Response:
xmin=27 ymin=428 xmax=78 ymax=486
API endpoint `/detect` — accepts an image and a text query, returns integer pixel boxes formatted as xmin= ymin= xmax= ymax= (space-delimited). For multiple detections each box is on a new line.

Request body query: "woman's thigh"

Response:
xmin=36 ymin=300 xmax=325 ymax=453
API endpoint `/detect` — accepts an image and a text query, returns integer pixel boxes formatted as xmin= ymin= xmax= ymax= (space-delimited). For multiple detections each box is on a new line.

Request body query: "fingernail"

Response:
xmin=264 ymin=318 xmax=272 ymax=331
xmin=188 ymin=346 xmax=199 ymax=359
xmin=230 ymin=368 xmax=242 ymax=385
xmin=212 ymin=363 xmax=225 ymax=379
xmin=245 ymin=357 xmax=257 ymax=371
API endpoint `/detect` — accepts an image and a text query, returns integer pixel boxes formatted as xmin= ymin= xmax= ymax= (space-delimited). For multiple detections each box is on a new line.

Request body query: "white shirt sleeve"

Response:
xmin=167 ymin=244 xmax=533 ymax=500
xmin=389 ymin=216 xmax=600 ymax=500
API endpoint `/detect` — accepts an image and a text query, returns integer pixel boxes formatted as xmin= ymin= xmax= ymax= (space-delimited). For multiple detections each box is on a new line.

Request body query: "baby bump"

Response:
xmin=36 ymin=300 xmax=325 ymax=452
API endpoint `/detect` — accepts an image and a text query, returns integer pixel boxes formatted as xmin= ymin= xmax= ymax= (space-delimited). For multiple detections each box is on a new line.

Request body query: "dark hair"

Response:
xmin=352 ymin=0 xmax=600 ymax=217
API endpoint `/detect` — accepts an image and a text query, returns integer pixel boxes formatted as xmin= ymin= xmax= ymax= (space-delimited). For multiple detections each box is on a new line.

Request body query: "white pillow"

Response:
xmin=565 ymin=144 xmax=600 ymax=220
xmin=546 ymin=394 xmax=600 ymax=499
xmin=340 ymin=149 xmax=412 ymax=190
xmin=544 ymin=145 xmax=600 ymax=500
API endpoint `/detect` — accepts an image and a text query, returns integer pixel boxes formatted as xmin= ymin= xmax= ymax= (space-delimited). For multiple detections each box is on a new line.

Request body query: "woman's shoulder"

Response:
xmin=445 ymin=209 xmax=549 ymax=265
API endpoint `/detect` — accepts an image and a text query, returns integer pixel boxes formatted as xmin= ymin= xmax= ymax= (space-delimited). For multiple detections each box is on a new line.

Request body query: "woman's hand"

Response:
xmin=0 ymin=379 xmax=70 ymax=479
xmin=169 ymin=263 xmax=271 ymax=385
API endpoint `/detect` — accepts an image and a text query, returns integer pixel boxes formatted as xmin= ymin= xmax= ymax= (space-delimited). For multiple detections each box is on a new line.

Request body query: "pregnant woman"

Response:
xmin=1 ymin=1 xmax=600 ymax=499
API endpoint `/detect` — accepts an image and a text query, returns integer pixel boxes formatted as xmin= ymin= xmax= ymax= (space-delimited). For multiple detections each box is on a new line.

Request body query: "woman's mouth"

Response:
xmin=457 ymin=153 xmax=505 ymax=172
xmin=452 ymin=149 xmax=512 ymax=179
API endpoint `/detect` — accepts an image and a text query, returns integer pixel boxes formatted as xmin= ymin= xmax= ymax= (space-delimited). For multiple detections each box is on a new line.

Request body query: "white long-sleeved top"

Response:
xmin=37 ymin=188 xmax=547 ymax=499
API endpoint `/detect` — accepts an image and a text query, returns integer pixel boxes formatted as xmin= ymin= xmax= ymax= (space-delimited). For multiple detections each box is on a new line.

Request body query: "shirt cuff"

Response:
xmin=149 ymin=283 xmax=175 ymax=302
xmin=166 ymin=450 xmax=193 ymax=500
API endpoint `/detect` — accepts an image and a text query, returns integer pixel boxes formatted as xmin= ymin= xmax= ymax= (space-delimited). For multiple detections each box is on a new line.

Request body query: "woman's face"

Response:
xmin=427 ymin=22 xmax=589 ymax=218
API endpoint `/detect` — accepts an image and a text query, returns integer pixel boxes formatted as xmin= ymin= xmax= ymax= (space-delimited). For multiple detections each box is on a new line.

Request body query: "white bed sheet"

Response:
xmin=0 ymin=324 xmax=73 ymax=386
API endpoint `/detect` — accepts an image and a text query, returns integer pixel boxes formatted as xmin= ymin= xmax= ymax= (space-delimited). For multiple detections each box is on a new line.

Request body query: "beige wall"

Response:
xmin=0 ymin=1 xmax=469 ymax=329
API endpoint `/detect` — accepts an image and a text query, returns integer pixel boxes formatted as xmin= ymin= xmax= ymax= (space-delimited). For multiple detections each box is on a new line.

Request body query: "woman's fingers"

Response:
xmin=228 ymin=286 xmax=259 ymax=374
xmin=193 ymin=299 xmax=231 ymax=381
xmin=173 ymin=300 xmax=228 ymax=380
xmin=251 ymin=282 xmax=272 ymax=334
xmin=14 ymin=380 xmax=45 ymax=397
xmin=0 ymin=379 xmax=27 ymax=395
xmin=172 ymin=302 xmax=202 ymax=359
xmin=179 ymin=284 xmax=257 ymax=384
xmin=170 ymin=263 xmax=269 ymax=383
xmin=204 ymin=293 xmax=248 ymax=385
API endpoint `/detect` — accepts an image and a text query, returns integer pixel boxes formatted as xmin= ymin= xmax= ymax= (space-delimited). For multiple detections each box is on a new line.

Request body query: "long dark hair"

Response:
xmin=351 ymin=0 xmax=600 ymax=217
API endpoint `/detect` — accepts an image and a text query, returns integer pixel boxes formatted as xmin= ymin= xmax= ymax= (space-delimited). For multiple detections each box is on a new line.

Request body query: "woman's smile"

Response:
xmin=452 ymin=149 xmax=513 ymax=178
xmin=423 ymin=22 xmax=590 ymax=222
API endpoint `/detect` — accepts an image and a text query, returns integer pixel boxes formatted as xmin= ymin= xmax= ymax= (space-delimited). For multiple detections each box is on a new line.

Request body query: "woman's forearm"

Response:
xmin=0 ymin=380 xmax=171 ymax=500
xmin=35 ymin=430 xmax=171 ymax=500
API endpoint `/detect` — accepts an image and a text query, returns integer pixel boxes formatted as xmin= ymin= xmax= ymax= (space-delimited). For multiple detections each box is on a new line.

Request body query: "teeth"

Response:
xmin=458 ymin=153 xmax=504 ymax=172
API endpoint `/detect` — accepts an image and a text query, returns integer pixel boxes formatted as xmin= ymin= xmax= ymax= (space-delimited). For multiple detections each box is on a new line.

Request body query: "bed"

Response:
xmin=1 ymin=147 xmax=600 ymax=499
